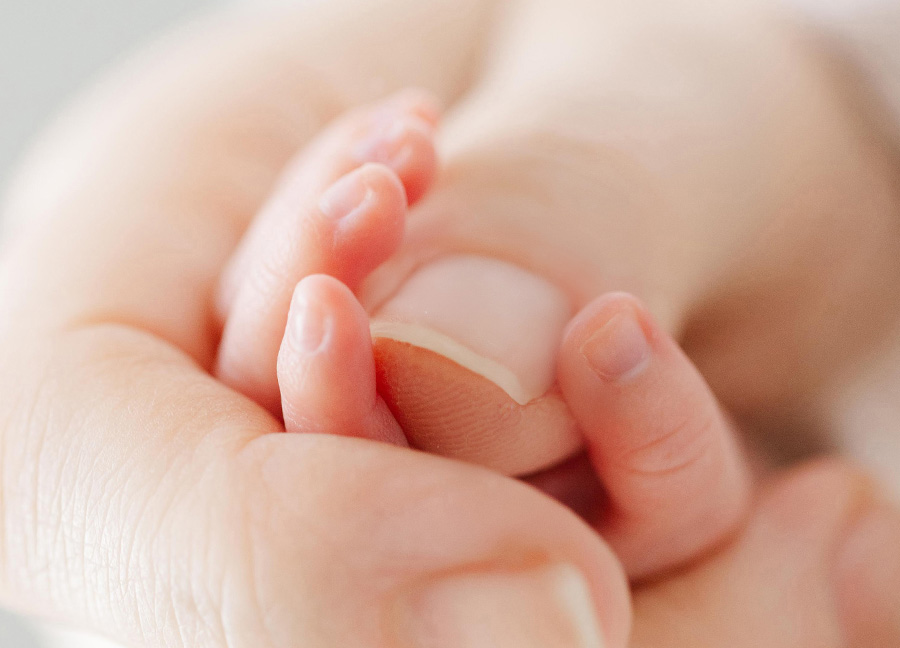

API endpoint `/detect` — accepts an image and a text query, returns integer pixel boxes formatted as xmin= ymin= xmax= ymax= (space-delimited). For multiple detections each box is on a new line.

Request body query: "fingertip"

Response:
xmin=558 ymin=292 xmax=657 ymax=426
xmin=383 ymin=87 xmax=443 ymax=128
xmin=282 ymin=276 xmax=337 ymax=358
xmin=279 ymin=276 xmax=346 ymax=397
xmin=291 ymin=274 xmax=373 ymax=348
xmin=389 ymin=118 xmax=439 ymax=205
xmin=280 ymin=275 xmax=405 ymax=445
xmin=215 ymin=92 xmax=440 ymax=420
xmin=373 ymin=337 xmax=581 ymax=475
xmin=562 ymin=293 xmax=651 ymax=363
xmin=370 ymin=255 xmax=580 ymax=475
xmin=325 ymin=163 xmax=408 ymax=287
xmin=352 ymin=93 xmax=440 ymax=206
xmin=357 ymin=161 xmax=408 ymax=211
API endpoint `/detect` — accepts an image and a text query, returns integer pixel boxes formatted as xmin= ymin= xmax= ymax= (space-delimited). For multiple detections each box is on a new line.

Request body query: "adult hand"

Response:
xmin=0 ymin=2 xmax=633 ymax=646
xmin=194 ymin=0 xmax=900 ymax=477
xmin=633 ymin=459 xmax=900 ymax=648
xmin=1 ymin=1 xmax=897 ymax=646
xmin=553 ymin=292 xmax=900 ymax=646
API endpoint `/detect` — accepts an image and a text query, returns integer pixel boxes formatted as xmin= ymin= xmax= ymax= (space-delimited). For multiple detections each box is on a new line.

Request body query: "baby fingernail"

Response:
xmin=318 ymin=167 xmax=375 ymax=223
xmin=288 ymin=291 xmax=331 ymax=354
xmin=580 ymin=309 xmax=650 ymax=382
xmin=399 ymin=563 xmax=605 ymax=648
xmin=354 ymin=118 xmax=423 ymax=170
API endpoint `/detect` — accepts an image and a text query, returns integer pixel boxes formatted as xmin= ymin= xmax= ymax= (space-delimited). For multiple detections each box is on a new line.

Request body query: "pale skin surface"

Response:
xmin=0 ymin=0 xmax=899 ymax=647
xmin=218 ymin=89 xmax=900 ymax=647
xmin=217 ymin=92 xmax=754 ymax=581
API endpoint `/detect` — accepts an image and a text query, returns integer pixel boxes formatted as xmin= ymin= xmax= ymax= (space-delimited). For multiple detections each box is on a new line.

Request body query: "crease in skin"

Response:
xmin=369 ymin=254 xmax=572 ymax=405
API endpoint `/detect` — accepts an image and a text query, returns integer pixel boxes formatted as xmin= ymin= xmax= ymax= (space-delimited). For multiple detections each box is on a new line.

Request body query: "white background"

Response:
xmin=0 ymin=0 xmax=218 ymax=189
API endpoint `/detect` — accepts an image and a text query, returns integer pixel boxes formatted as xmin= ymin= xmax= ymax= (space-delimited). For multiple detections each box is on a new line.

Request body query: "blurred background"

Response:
xmin=1 ymin=0 xmax=217 ymax=644
xmin=1 ymin=0 xmax=217 ymax=190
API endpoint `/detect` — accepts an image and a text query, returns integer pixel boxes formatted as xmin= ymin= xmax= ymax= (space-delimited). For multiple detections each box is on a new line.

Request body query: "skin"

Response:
xmin=219 ymin=93 xmax=752 ymax=581
xmin=221 ymin=94 xmax=900 ymax=648
xmin=0 ymin=0 xmax=898 ymax=646
xmin=209 ymin=0 xmax=900 ymax=477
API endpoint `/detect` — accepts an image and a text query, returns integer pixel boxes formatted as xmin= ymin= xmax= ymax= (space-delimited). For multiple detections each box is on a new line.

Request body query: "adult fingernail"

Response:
xmin=580 ymin=309 xmax=650 ymax=382
xmin=835 ymin=502 xmax=900 ymax=642
xmin=398 ymin=563 xmax=606 ymax=648
xmin=318 ymin=167 xmax=375 ymax=224
xmin=370 ymin=255 xmax=572 ymax=405
xmin=287 ymin=289 xmax=331 ymax=354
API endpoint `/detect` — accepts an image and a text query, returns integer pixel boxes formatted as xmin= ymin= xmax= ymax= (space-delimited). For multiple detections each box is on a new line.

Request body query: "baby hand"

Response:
xmin=215 ymin=91 xmax=752 ymax=581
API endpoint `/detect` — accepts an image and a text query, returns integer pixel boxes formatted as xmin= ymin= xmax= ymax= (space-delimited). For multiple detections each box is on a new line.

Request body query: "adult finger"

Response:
xmin=0 ymin=328 xmax=630 ymax=648
xmin=632 ymin=460 xmax=900 ymax=648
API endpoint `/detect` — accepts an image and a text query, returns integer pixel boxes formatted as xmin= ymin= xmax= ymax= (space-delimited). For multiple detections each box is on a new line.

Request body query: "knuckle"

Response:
xmin=616 ymin=409 xmax=720 ymax=479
